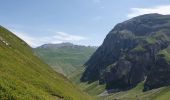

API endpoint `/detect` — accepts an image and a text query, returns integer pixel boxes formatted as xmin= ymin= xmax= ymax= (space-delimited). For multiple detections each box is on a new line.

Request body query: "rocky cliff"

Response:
xmin=81 ymin=14 xmax=170 ymax=91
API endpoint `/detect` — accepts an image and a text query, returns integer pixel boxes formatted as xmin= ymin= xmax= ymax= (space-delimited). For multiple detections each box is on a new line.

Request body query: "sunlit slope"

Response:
xmin=0 ymin=26 xmax=94 ymax=100
xmin=34 ymin=44 xmax=96 ymax=76
xmin=103 ymin=82 xmax=170 ymax=100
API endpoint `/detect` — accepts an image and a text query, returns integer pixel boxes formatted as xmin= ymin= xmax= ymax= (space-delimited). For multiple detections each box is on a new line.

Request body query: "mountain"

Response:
xmin=34 ymin=43 xmax=97 ymax=76
xmin=81 ymin=13 xmax=170 ymax=92
xmin=0 ymin=26 xmax=94 ymax=100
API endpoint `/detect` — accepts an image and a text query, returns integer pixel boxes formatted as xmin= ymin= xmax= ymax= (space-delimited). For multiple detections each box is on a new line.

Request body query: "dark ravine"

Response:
xmin=81 ymin=13 xmax=170 ymax=92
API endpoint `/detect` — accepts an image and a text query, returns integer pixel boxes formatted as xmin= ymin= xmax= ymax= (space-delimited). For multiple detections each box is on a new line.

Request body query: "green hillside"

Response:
xmin=69 ymin=68 xmax=106 ymax=96
xmin=102 ymin=82 xmax=170 ymax=100
xmin=34 ymin=43 xmax=96 ymax=76
xmin=0 ymin=26 xmax=94 ymax=100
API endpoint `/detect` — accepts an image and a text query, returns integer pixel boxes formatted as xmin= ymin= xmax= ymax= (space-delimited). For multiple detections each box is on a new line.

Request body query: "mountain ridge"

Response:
xmin=81 ymin=13 xmax=170 ymax=92
xmin=37 ymin=42 xmax=97 ymax=49
xmin=34 ymin=43 xmax=97 ymax=76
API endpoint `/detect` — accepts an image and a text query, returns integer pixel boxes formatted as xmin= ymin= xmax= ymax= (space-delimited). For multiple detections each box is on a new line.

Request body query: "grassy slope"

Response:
xmin=34 ymin=46 xmax=96 ymax=76
xmin=0 ymin=26 xmax=94 ymax=100
xmin=102 ymin=82 xmax=170 ymax=100
xmin=69 ymin=68 xmax=106 ymax=96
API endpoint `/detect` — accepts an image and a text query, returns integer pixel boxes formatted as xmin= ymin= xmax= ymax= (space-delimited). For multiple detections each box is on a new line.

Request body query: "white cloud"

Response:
xmin=54 ymin=32 xmax=86 ymax=41
xmin=128 ymin=5 xmax=170 ymax=18
xmin=11 ymin=30 xmax=87 ymax=47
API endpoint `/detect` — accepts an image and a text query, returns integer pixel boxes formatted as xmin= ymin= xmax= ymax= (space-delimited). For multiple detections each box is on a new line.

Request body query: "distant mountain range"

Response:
xmin=38 ymin=42 xmax=77 ymax=48
xmin=34 ymin=43 xmax=97 ymax=76
xmin=38 ymin=42 xmax=97 ymax=49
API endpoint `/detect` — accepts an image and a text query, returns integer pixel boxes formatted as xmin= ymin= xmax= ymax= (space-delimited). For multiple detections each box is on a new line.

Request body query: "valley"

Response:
xmin=34 ymin=43 xmax=106 ymax=96
xmin=34 ymin=14 xmax=170 ymax=100
xmin=1 ymin=13 xmax=170 ymax=100
xmin=34 ymin=43 xmax=97 ymax=77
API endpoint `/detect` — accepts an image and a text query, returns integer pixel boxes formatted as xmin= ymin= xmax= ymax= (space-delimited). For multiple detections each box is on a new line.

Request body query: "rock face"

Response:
xmin=81 ymin=14 xmax=170 ymax=91
xmin=144 ymin=47 xmax=170 ymax=91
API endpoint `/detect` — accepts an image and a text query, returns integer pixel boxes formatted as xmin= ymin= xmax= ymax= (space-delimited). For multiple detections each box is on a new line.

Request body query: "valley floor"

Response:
xmin=98 ymin=82 xmax=170 ymax=100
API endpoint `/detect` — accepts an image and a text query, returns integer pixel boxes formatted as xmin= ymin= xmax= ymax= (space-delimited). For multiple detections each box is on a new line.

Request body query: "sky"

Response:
xmin=1 ymin=0 xmax=170 ymax=47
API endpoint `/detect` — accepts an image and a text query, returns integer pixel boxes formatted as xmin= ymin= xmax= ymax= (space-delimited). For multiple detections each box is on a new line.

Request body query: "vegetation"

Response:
xmin=102 ymin=82 xmax=170 ymax=100
xmin=34 ymin=44 xmax=105 ymax=96
xmin=131 ymin=45 xmax=146 ymax=52
xmin=158 ymin=47 xmax=170 ymax=62
xmin=69 ymin=68 xmax=105 ymax=96
xmin=0 ymin=26 xmax=94 ymax=100
xmin=146 ymin=37 xmax=157 ymax=44
xmin=34 ymin=44 xmax=96 ymax=76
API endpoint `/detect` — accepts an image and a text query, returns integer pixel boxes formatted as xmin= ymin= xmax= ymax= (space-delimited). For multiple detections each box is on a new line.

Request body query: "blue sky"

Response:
xmin=1 ymin=0 xmax=170 ymax=47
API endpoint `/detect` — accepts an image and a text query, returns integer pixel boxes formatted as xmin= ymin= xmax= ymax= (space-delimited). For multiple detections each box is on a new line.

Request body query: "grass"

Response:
xmin=0 ymin=26 xmax=94 ymax=100
xmin=69 ymin=68 xmax=105 ymax=96
xmin=101 ymin=82 xmax=170 ymax=100
xmin=146 ymin=37 xmax=157 ymax=44
xmin=131 ymin=45 xmax=146 ymax=52
xmin=158 ymin=47 xmax=170 ymax=62
xmin=34 ymin=45 xmax=96 ymax=76
xmin=34 ymin=40 xmax=105 ymax=96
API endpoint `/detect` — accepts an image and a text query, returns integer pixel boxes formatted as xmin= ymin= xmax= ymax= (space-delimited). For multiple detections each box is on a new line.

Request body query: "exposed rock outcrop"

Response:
xmin=81 ymin=13 xmax=170 ymax=91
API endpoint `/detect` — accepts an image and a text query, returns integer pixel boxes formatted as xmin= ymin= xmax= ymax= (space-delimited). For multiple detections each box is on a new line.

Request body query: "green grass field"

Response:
xmin=100 ymin=82 xmax=170 ymax=100
xmin=0 ymin=26 xmax=94 ymax=100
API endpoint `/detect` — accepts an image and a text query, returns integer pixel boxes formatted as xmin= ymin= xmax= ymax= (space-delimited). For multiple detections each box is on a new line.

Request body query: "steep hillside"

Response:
xmin=81 ymin=14 xmax=170 ymax=92
xmin=0 ymin=26 xmax=94 ymax=100
xmin=34 ymin=43 xmax=97 ymax=76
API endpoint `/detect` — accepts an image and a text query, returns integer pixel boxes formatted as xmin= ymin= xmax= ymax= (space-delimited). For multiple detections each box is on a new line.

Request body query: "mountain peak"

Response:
xmin=111 ymin=13 xmax=170 ymax=36
xmin=81 ymin=14 xmax=170 ymax=92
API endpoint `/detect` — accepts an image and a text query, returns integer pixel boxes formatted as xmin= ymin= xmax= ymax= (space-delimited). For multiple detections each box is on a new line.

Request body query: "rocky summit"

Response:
xmin=81 ymin=14 xmax=170 ymax=91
